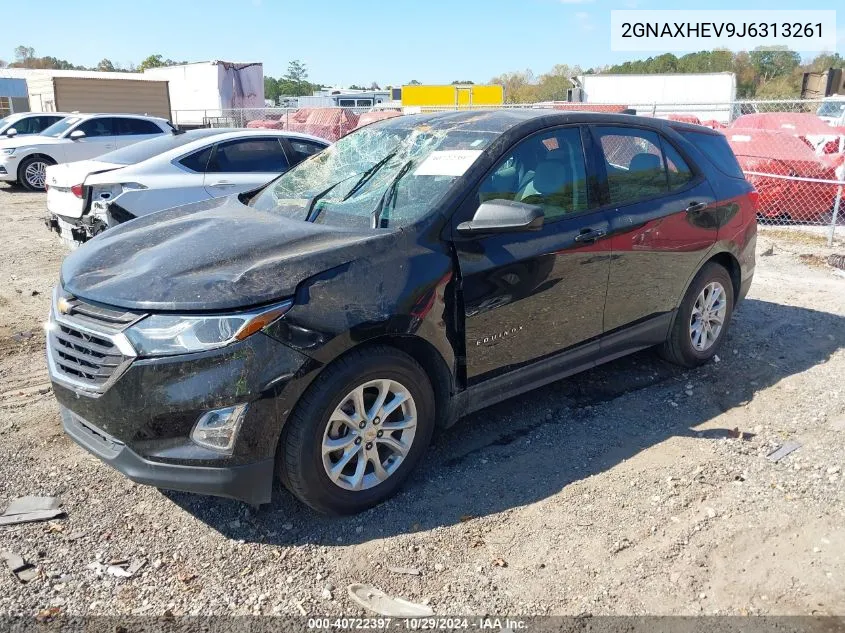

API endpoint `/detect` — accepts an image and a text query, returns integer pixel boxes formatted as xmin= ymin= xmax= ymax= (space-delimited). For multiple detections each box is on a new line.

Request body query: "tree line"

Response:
xmin=1 ymin=46 xmax=187 ymax=73
xmin=3 ymin=45 xmax=843 ymax=104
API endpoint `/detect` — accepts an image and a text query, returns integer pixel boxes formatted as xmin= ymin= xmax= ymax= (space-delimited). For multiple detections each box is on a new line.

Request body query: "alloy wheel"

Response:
xmin=689 ymin=281 xmax=727 ymax=352
xmin=322 ymin=379 xmax=417 ymax=491
xmin=24 ymin=161 xmax=48 ymax=190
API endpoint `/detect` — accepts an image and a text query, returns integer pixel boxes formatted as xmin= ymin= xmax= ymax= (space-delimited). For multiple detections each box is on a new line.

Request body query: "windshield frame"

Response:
xmin=40 ymin=116 xmax=83 ymax=138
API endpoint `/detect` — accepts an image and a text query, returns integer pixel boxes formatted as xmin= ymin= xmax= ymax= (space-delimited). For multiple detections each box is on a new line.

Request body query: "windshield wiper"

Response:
xmin=305 ymin=180 xmax=346 ymax=222
xmin=371 ymin=160 xmax=414 ymax=229
xmin=341 ymin=150 xmax=399 ymax=202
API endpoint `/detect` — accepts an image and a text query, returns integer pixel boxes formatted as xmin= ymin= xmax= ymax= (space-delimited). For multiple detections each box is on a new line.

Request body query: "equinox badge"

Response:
xmin=476 ymin=325 xmax=524 ymax=346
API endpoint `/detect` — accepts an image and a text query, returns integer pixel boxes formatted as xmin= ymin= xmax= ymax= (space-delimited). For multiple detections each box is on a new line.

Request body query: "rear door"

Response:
xmin=452 ymin=125 xmax=611 ymax=384
xmin=203 ymin=137 xmax=289 ymax=197
xmin=282 ymin=137 xmax=329 ymax=166
xmin=113 ymin=117 xmax=167 ymax=148
xmin=68 ymin=117 xmax=121 ymax=159
xmin=591 ymin=124 xmax=718 ymax=337
xmin=106 ymin=145 xmax=214 ymax=218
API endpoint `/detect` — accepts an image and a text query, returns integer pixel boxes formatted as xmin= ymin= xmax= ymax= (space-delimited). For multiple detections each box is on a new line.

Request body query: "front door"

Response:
xmin=452 ymin=126 xmax=611 ymax=384
xmin=590 ymin=125 xmax=719 ymax=333
xmin=203 ymin=137 xmax=290 ymax=197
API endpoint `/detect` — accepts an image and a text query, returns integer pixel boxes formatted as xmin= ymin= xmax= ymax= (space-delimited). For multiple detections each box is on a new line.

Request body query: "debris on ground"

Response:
xmin=347 ymin=583 xmax=435 ymax=617
xmin=827 ymin=254 xmax=845 ymax=270
xmin=86 ymin=558 xmax=146 ymax=579
xmin=0 ymin=496 xmax=64 ymax=526
xmin=767 ymin=440 xmax=802 ymax=463
xmin=1 ymin=550 xmax=39 ymax=583
xmin=387 ymin=566 xmax=421 ymax=576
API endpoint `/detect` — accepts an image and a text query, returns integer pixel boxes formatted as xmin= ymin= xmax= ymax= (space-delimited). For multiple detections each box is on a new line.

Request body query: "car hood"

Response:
xmin=60 ymin=195 xmax=393 ymax=311
xmin=0 ymin=135 xmax=67 ymax=150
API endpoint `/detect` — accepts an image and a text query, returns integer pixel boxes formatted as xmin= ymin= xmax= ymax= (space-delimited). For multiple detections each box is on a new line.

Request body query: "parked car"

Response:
xmin=725 ymin=128 xmax=839 ymax=222
xmin=0 ymin=112 xmax=69 ymax=138
xmin=45 ymin=128 xmax=329 ymax=246
xmin=816 ymin=96 xmax=845 ymax=126
xmin=0 ymin=113 xmax=174 ymax=191
xmin=48 ymin=110 xmax=757 ymax=515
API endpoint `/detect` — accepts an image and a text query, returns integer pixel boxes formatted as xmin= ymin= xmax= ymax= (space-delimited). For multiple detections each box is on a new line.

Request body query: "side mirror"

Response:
xmin=457 ymin=200 xmax=544 ymax=235
xmin=5 ymin=128 xmax=17 ymax=137
xmin=69 ymin=130 xmax=86 ymax=140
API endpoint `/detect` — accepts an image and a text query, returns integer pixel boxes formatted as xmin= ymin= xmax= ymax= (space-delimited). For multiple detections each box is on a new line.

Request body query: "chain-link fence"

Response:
xmin=173 ymin=98 xmax=845 ymax=243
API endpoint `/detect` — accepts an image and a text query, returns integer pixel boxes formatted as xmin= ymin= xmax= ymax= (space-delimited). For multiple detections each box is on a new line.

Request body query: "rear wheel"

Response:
xmin=18 ymin=156 xmax=54 ymax=191
xmin=278 ymin=346 xmax=435 ymax=515
xmin=659 ymin=262 xmax=734 ymax=368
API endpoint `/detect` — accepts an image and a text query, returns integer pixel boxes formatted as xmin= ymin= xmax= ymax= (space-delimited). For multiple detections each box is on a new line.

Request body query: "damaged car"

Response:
xmin=48 ymin=110 xmax=757 ymax=514
xmin=45 ymin=128 xmax=329 ymax=246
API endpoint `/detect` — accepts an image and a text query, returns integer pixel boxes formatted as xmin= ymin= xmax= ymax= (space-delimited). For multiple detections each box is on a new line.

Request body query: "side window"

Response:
xmin=288 ymin=139 xmax=326 ymax=163
xmin=207 ymin=138 xmax=289 ymax=173
xmin=77 ymin=117 xmax=115 ymax=137
xmin=338 ymin=99 xmax=356 ymax=107
xmin=41 ymin=116 xmax=63 ymax=132
xmin=14 ymin=117 xmax=36 ymax=134
xmin=594 ymin=126 xmax=668 ymax=204
xmin=477 ymin=127 xmax=592 ymax=222
xmin=115 ymin=118 xmax=164 ymax=135
xmin=178 ymin=146 xmax=213 ymax=173
xmin=661 ymin=140 xmax=694 ymax=190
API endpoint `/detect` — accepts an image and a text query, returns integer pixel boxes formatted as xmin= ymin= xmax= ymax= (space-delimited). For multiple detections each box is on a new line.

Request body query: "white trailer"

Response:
xmin=573 ymin=72 xmax=738 ymax=123
xmin=143 ymin=61 xmax=264 ymax=128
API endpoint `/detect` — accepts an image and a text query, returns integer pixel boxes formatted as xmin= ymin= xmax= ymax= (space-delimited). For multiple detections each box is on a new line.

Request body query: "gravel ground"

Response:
xmin=0 ymin=185 xmax=843 ymax=618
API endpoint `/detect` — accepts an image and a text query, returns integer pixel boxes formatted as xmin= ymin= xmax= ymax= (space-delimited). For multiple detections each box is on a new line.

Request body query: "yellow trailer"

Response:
xmin=401 ymin=84 xmax=504 ymax=107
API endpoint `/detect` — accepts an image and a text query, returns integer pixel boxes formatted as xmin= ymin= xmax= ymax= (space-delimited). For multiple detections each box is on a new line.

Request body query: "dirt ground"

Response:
xmin=0 ymin=184 xmax=843 ymax=618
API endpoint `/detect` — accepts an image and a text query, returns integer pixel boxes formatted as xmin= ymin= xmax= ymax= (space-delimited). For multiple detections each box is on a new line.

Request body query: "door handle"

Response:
xmin=686 ymin=201 xmax=708 ymax=214
xmin=574 ymin=227 xmax=607 ymax=243
xmin=209 ymin=181 xmax=236 ymax=188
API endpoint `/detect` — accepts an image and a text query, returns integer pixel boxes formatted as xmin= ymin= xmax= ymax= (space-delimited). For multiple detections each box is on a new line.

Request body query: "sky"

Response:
xmin=10 ymin=0 xmax=844 ymax=87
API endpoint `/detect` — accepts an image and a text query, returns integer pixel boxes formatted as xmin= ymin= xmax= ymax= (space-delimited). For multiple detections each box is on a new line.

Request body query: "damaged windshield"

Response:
xmin=249 ymin=119 xmax=498 ymax=228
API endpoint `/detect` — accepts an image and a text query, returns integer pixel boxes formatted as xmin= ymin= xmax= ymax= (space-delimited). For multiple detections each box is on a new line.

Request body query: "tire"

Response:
xmin=18 ymin=156 xmax=54 ymax=191
xmin=659 ymin=262 xmax=734 ymax=368
xmin=278 ymin=345 xmax=435 ymax=515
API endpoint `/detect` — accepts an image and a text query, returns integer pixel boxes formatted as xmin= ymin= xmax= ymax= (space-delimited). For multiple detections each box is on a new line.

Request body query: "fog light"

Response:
xmin=190 ymin=404 xmax=248 ymax=454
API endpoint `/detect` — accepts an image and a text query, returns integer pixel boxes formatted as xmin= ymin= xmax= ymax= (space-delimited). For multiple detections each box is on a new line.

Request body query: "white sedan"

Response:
xmin=0 ymin=113 xmax=174 ymax=190
xmin=46 ymin=128 xmax=329 ymax=246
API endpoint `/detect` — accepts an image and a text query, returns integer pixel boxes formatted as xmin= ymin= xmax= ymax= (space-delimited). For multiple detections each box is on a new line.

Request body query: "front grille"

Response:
xmin=48 ymin=293 xmax=142 ymax=394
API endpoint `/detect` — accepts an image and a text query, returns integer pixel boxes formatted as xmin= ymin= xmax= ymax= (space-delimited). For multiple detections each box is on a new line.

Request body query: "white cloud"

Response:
xmin=574 ymin=11 xmax=595 ymax=31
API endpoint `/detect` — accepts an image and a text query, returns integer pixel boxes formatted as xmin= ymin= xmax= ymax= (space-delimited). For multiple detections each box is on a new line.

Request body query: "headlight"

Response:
xmin=125 ymin=300 xmax=292 ymax=356
xmin=1 ymin=148 xmax=15 ymax=157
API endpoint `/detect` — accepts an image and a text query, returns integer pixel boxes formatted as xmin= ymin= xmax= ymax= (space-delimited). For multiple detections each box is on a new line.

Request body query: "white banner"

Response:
xmin=610 ymin=10 xmax=837 ymax=52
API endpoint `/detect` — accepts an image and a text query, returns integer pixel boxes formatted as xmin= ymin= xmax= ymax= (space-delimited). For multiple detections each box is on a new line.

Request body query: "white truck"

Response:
xmin=572 ymin=72 xmax=738 ymax=123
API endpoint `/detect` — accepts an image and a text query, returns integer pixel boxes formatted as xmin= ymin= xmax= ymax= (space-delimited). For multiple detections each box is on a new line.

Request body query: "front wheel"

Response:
xmin=19 ymin=156 xmax=54 ymax=191
xmin=278 ymin=346 xmax=435 ymax=515
xmin=659 ymin=262 xmax=734 ymax=368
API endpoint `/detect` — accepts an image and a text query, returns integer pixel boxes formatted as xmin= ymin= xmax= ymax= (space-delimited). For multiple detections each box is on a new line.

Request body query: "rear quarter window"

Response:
xmin=680 ymin=130 xmax=745 ymax=180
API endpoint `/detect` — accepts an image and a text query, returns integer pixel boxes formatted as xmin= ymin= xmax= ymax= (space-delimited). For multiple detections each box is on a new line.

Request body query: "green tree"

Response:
xmin=264 ymin=77 xmax=280 ymax=103
xmin=536 ymin=64 xmax=579 ymax=102
xmin=280 ymin=60 xmax=311 ymax=97
xmin=408 ymin=79 xmax=422 ymax=85
xmin=749 ymin=47 xmax=801 ymax=82
xmin=490 ymin=70 xmax=539 ymax=104
xmin=451 ymin=80 xmax=474 ymax=85
xmin=97 ymin=58 xmax=116 ymax=72
xmin=139 ymin=54 xmax=165 ymax=71
xmin=14 ymin=46 xmax=35 ymax=65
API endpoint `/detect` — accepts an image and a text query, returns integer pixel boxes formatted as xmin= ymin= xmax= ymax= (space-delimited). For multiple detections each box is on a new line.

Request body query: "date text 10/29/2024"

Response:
xmin=307 ymin=618 xmax=528 ymax=630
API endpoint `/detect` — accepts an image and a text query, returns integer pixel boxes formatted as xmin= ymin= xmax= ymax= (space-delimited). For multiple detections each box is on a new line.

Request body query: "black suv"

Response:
xmin=48 ymin=110 xmax=757 ymax=515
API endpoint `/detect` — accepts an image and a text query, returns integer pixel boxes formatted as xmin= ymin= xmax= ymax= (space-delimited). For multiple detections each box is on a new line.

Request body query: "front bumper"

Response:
xmin=62 ymin=407 xmax=275 ymax=505
xmin=0 ymin=158 xmax=19 ymax=181
xmin=50 ymin=326 xmax=320 ymax=504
